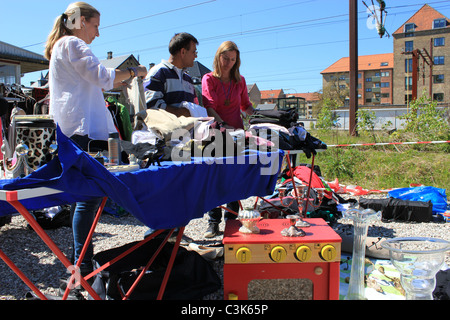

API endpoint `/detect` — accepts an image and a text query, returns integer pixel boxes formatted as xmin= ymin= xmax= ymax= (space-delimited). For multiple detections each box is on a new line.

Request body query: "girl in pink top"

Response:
xmin=201 ymin=41 xmax=255 ymax=238
xmin=202 ymin=41 xmax=254 ymax=130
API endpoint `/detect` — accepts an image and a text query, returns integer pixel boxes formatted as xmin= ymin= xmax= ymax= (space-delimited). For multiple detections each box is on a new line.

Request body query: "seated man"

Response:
xmin=144 ymin=32 xmax=199 ymax=117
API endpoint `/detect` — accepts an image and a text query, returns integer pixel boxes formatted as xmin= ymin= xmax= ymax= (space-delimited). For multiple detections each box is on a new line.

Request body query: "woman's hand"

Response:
xmin=114 ymin=65 xmax=148 ymax=84
xmin=135 ymin=65 xmax=148 ymax=78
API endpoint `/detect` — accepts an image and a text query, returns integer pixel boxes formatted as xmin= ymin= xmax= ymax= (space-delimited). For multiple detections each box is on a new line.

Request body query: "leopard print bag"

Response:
xmin=13 ymin=115 xmax=57 ymax=171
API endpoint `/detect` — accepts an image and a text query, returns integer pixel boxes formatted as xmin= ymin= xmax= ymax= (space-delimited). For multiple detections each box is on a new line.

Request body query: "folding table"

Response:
xmin=0 ymin=128 xmax=283 ymax=300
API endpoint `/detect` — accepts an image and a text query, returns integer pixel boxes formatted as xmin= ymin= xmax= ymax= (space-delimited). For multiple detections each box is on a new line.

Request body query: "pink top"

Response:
xmin=202 ymin=73 xmax=252 ymax=129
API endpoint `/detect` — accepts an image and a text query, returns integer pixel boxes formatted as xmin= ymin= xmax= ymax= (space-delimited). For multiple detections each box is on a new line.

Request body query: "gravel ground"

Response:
xmin=0 ymin=194 xmax=449 ymax=300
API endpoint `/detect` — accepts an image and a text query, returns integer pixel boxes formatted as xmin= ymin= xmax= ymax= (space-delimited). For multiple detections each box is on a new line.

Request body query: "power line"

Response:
xmin=100 ymin=0 xmax=217 ymax=30
xmin=106 ymin=3 xmax=450 ymax=58
xmin=22 ymin=1 xmax=450 ymax=52
xmin=20 ymin=0 xmax=217 ymax=49
xmin=90 ymin=0 xmax=317 ymax=50
xmin=96 ymin=1 xmax=450 ymax=56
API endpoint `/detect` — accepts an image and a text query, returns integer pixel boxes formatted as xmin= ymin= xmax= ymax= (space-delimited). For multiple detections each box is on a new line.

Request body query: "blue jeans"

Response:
xmin=70 ymin=198 xmax=102 ymax=274
xmin=207 ymin=201 xmax=239 ymax=224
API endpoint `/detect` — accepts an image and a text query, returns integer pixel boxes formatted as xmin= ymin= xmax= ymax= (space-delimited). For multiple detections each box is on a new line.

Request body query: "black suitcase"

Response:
xmin=359 ymin=197 xmax=433 ymax=222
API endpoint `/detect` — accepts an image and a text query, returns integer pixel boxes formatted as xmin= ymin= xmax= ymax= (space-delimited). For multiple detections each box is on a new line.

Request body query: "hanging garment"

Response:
xmin=123 ymin=77 xmax=146 ymax=116
xmin=106 ymin=97 xmax=133 ymax=141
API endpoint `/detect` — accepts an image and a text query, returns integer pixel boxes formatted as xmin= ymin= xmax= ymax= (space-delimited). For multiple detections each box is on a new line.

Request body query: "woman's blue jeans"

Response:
xmin=207 ymin=201 xmax=239 ymax=224
xmin=70 ymin=198 xmax=102 ymax=274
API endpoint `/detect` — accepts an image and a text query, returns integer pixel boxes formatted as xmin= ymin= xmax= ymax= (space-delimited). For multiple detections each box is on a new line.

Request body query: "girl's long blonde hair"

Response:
xmin=212 ymin=41 xmax=242 ymax=83
xmin=44 ymin=2 xmax=100 ymax=60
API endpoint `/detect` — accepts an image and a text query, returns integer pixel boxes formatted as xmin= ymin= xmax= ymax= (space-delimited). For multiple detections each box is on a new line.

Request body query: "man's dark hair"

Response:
xmin=169 ymin=32 xmax=198 ymax=55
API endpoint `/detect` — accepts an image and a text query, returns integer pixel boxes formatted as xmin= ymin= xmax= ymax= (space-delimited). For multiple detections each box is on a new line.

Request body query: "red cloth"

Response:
xmin=287 ymin=166 xmax=325 ymax=189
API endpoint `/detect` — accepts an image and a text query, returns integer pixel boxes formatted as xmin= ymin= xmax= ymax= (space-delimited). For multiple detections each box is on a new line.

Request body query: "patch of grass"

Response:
xmin=297 ymin=130 xmax=450 ymax=190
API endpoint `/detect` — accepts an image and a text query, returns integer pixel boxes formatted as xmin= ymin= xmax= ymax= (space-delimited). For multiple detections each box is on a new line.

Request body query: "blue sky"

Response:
xmin=3 ymin=0 xmax=450 ymax=94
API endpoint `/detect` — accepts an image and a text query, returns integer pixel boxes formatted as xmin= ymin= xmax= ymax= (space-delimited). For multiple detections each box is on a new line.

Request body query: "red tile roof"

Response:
xmin=287 ymin=92 xmax=322 ymax=102
xmin=393 ymin=4 xmax=450 ymax=35
xmin=261 ymin=89 xmax=284 ymax=100
xmin=321 ymin=53 xmax=393 ymax=74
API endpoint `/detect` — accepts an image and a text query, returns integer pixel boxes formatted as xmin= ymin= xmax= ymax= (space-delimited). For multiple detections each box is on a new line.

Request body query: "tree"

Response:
xmin=321 ymin=73 xmax=350 ymax=107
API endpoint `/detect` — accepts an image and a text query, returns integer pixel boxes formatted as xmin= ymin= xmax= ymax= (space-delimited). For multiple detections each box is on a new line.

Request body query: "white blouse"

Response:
xmin=49 ymin=36 xmax=117 ymax=141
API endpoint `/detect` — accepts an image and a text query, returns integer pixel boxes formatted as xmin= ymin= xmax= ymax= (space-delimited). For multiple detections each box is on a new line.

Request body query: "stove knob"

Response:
xmin=295 ymin=245 xmax=312 ymax=262
xmin=270 ymin=246 xmax=287 ymax=262
xmin=236 ymin=247 xmax=252 ymax=263
xmin=320 ymin=244 xmax=337 ymax=261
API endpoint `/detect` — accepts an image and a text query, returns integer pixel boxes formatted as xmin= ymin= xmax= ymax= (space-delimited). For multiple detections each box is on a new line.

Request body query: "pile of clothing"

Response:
xmin=120 ymin=106 xmax=328 ymax=167
xmin=249 ymin=108 xmax=327 ymax=158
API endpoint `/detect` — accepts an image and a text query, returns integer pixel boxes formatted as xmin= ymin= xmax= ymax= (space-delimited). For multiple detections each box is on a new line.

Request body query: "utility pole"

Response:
xmin=349 ymin=0 xmax=358 ymax=136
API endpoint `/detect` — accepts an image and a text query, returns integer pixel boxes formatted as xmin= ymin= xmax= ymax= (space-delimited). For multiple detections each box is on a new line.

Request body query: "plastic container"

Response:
xmin=108 ymin=132 xmax=121 ymax=165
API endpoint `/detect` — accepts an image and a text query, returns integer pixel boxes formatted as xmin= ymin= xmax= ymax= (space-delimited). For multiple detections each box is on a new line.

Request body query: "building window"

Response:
xmin=380 ymin=62 xmax=389 ymax=66
xmin=0 ymin=65 xmax=17 ymax=85
xmin=405 ymin=94 xmax=413 ymax=104
xmin=381 ymin=71 xmax=390 ymax=77
xmin=433 ymin=74 xmax=444 ymax=84
xmin=358 ymin=73 xmax=362 ymax=78
xmin=433 ymin=93 xmax=444 ymax=102
xmin=405 ymin=59 xmax=413 ymax=72
xmin=366 ymin=88 xmax=372 ymax=92
xmin=405 ymin=77 xmax=412 ymax=90
xmin=405 ymin=40 xmax=414 ymax=52
xmin=339 ymin=85 xmax=346 ymax=89
xmin=434 ymin=37 xmax=445 ymax=47
xmin=433 ymin=18 xmax=447 ymax=29
xmin=404 ymin=23 xmax=415 ymax=37
xmin=381 ymin=93 xmax=390 ymax=98
xmin=365 ymin=78 xmax=372 ymax=82
xmin=381 ymin=82 xmax=390 ymax=88
xmin=434 ymin=56 xmax=445 ymax=65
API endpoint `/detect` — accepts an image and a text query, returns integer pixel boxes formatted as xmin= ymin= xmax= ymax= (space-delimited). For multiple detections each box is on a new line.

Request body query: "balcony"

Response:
xmin=371 ymin=98 xmax=381 ymax=104
xmin=372 ymin=76 xmax=381 ymax=82
xmin=372 ymin=87 xmax=381 ymax=93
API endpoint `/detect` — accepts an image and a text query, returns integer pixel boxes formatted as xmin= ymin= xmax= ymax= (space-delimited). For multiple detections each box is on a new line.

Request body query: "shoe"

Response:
xmin=204 ymin=223 xmax=219 ymax=238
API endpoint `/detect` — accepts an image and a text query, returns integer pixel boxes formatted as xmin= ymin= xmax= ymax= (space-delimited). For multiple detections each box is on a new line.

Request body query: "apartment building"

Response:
xmin=393 ymin=4 xmax=450 ymax=105
xmin=321 ymin=53 xmax=394 ymax=106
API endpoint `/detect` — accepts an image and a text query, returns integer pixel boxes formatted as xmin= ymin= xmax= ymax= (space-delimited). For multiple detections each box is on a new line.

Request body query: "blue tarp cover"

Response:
xmin=388 ymin=186 xmax=448 ymax=214
xmin=0 ymin=128 xmax=283 ymax=229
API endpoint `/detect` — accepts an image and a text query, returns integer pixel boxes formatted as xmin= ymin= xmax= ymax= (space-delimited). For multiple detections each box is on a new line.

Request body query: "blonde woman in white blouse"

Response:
xmin=44 ymin=2 xmax=147 ymax=289
xmin=45 ymin=2 xmax=146 ymax=145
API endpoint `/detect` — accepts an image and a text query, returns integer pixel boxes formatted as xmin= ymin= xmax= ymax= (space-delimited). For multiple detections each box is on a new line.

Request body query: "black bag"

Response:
xmin=90 ymin=238 xmax=221 ymax=300
xmin=249 ymin=108 xmax=298 ymax=128
xmin=359 ymin=197 xmax=433 ymax=222
xmin=29 ymin=206 xmax=71 ymax=230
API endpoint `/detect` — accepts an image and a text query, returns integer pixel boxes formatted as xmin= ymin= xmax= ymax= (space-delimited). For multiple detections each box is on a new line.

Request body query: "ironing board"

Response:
xmin=0 ymin=128 xmax=283 ymax=300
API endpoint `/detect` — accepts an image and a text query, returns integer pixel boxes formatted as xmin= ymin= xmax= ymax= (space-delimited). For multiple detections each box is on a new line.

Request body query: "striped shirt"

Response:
xmin=144 ymin=60 xmax=197 ymax=109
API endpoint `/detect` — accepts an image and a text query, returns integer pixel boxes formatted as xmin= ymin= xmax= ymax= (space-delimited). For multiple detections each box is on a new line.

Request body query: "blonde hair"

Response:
xmin=44 ymin=2 xmax=100 ymax=60
xmin=212 ymin=41 xmax=241 ymax=83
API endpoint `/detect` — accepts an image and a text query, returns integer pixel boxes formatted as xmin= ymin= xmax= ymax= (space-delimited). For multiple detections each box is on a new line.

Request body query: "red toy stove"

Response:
xmin=223 ymin=218 xmax=342 ymax=300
